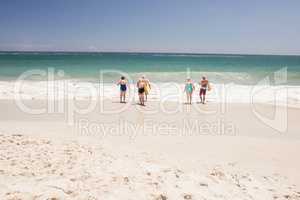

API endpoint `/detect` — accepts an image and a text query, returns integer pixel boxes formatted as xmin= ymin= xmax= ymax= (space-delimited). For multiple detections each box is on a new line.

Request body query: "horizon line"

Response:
xmin=0 ymin=50 xmax=299 ymax=57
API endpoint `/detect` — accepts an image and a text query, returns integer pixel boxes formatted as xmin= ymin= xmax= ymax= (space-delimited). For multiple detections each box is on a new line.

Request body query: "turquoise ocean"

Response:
xmin=0 ymin=52 xmax=300 ymax=85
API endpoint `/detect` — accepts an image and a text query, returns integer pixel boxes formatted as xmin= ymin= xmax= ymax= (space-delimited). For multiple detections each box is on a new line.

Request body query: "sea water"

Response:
xmin=0 ymin=52 xmax=300 ymax=106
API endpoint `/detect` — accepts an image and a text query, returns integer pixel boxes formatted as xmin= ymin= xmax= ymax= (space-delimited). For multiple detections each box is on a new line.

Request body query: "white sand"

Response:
xmin=0 ymin=99 xmax=300 ymax=200
xmin=1 ymin=134 xmax=299 ymax=200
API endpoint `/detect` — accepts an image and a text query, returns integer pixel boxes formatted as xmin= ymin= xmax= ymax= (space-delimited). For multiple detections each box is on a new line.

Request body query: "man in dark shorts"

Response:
xmin=199 ymin=76 xmax=209 ymax=104
xmin=137 ymin=78 xmax=146 ymax=106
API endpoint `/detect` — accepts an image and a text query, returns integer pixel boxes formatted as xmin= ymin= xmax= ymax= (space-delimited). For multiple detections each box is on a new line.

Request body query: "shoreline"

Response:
xmin=0 ymin=80 xmax=300 ymax=109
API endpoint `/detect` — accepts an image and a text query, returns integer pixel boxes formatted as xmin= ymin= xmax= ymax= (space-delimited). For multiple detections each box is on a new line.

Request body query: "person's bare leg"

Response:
xmin=143 ymin=94 xmax=145 ymax=105
xmin=190 ymin=94 xmax=192 ymax=104
xmin=138 ymin=94 xmax=141 ymax=105
xmin=203 ymin=95 xmax=206 ymax=104
xmin=186 ymin=93 xmax=189 ymax=104
xmin=141 ymin=95 xmax=143 ymax=105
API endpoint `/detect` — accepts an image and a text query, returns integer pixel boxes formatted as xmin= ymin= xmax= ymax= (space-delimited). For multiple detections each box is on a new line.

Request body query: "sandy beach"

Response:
xmin=0 ymin=99 xmax=300 ymax=200
xmin=1 ymin=0 xmax=300 ymax=199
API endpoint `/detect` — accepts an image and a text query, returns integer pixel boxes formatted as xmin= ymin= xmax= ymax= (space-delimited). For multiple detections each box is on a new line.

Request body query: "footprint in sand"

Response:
xmin=155 ymin=194 xmax=167 ymax=200
xmin=199 ymin=183 xmax=208 ymax=187
xmin=183 ymin=194 xmax=193 ymax=199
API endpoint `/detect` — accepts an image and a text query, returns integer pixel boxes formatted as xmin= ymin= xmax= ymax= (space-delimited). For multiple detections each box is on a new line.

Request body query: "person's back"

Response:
xmin=120 ymin=79 xmax=127 ymax=91
xmin=120 ymin=79 xmax=126 ymax=85
xmin=185 ymin=82 xmax=193 ymax=93
xmin=117 ymin=76 xmax=127 ymax=103
xmin=201 ymin=79 xmax=208 ymax=89
xmin=137 ymin=78 xmax=146 ymax=105
xmin=184 ymin=79 xmax=194 ymax=104
xmin=137 ymin=79 xmax=145 ymax=89
xmin=199 ymin=77 xmax=208 ymax=104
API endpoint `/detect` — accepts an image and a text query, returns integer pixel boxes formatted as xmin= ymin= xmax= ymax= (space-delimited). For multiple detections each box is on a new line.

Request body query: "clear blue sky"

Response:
xmin=0 ymin=0 xmax=299 ymax=54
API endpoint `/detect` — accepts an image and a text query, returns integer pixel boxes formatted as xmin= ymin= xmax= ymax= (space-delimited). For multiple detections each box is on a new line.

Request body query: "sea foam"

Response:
xmin=1 ymin=80 xmax=299 ymax=108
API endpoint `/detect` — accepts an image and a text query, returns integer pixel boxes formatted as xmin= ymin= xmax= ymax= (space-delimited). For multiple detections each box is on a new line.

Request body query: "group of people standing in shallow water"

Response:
xmin=117 ymin=76 xmax=210 ymax=106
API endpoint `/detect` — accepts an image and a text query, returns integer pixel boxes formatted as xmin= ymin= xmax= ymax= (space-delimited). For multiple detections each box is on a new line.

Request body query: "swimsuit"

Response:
xmin=186 ymin=83 xmax=193 ymax=93
xmin=200 ymin=83 xmax=207 ymax=96
xmin=138 ymin=87 xmax=145 ymax=94
xmin=200 ymin=88 xmax=206 ymax=96
xmin=120 ymin=84 xmax=127 ymax=91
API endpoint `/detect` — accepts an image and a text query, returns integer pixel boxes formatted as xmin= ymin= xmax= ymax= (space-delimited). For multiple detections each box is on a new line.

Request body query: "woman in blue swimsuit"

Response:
xmin=117 ymin=76 xmax=128 ymax=103
xmin=184 ymin=78 xmax=195 ymax=104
